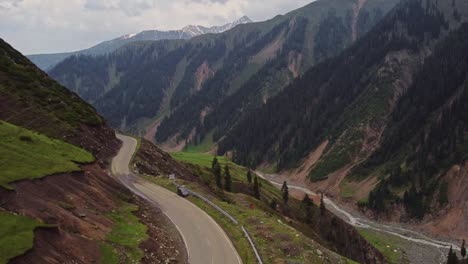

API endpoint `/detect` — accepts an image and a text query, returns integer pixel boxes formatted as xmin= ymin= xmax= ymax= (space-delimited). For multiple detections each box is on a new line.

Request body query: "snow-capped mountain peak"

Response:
xmin=27 ymin=16 xmax=253 ymax=71
xmin=120 ymin=33 xmax=137 ymax=40
xmin=181 ymin=25 xmax=208 ymax=37
xmin=181 ymin=16 xmax=253 ymax=37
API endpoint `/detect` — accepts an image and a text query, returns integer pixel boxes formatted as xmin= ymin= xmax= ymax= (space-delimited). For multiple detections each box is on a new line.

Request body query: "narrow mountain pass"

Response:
xmin=256 ymin=172 xmax=455 ymax=264
xmin=111 ymin=134 xmax=242 ymax=264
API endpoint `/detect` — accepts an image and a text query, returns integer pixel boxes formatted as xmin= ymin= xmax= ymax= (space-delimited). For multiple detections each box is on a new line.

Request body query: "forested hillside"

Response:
xmin=49 ymin=0 xmax=399 ymax=144
xmin=218 ymin=0 xmax=468 ymax=223
xmin=357 ymin=22 xmax=468 ymax=219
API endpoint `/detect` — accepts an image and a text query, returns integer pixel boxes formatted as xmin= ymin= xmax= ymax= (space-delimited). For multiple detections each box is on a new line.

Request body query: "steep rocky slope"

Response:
xmin=49 ymin=0 xmax=399 ymax=147
xmin=218 ymin=0 xmax=468 ymax=231
xmin=0 ymin=38 xmax=187 ymax=263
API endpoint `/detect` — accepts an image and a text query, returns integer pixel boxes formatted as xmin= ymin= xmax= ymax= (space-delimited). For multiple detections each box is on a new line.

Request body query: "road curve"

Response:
xmin=112 ymin=134 xmax=242 ymax=264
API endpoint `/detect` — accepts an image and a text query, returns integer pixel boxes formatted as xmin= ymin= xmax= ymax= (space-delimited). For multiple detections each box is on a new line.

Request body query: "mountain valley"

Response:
xmin=2 ymin=0 xmax=468 ymax=263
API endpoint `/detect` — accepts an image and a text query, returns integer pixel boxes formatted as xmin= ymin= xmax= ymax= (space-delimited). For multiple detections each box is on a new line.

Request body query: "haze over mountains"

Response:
xmin=27 ymin=16 xmax=253 ymax=71
xmin=47 ymin=0 xmax=468 ymax=239
xmin=0 ymin=30 xmax=382 ymax=264
xmin=50 ymin=0 xmax=399 ymax=137
xmin=9 ymin=0 xmax=468 ymax=262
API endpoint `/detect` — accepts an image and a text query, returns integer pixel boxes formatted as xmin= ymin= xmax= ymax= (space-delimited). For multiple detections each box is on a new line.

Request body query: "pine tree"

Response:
xmin=214 ymin=162 xmax=222 ymax=188
xmin=247 ymin=170 xmax=252 ymax=184
xmin=224 ymin=165 xmax=232 ymax=192
xmin=302 ymin=194 xmax=313 ymax=223
xmin=448 ymin=246 xmax=454 ymax=264
xmin=461 ymin=239 xmax=466 ymax=259
xmin=281 ymin=181 xmax=289 ymax=205
xmin=270 ymin=199 xmax=277 ymax=210
xmin=253 ymin=176 xmax=260 ymax=199
xmin=320 ymin=193 xmax=326 ymax=215
xmin=448 ymin=245 xmax=460 ymax=264
xmin=212 ymin=156 xmax=219 ymax=169
xmin=302 ymin=194 xmax=312 ymax=205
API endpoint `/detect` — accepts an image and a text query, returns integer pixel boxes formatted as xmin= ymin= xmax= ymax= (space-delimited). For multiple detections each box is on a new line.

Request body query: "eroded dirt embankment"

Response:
xmin=0 ymin=128 xmax=187 ymax=263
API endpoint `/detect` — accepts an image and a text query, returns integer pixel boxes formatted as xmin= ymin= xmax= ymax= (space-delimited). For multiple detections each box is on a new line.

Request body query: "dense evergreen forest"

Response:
xmin=218 ymin=0 xmax=449 ymax=169
xmin=155 ymin=4 xmax=390 ymax=145
xmin=50 ymin=0 xmax=398 ymax=136
xmin=155 ymin=20 xmax=297 ymax=142
xmin=156 ymin=18 xmax=310 ymax=143
xmin=360 ymin=22 xmax=468 ymax=218
xmin=218 ymin=0 xmax=468 ymax=220
xmin=50 ymin=41 xmax=188 ymax=127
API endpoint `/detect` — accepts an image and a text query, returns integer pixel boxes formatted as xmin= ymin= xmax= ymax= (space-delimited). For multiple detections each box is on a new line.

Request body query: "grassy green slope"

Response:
xmin=358 ymin=228 xmax=409 ymax=264
xmin=170 ymin=152 xmax=283 ymax=202
xmin=0 ymin=120 xmax=94 ymax=189
xmin=101 ymin=202 xmax=148 ymax=264
xmin=0 ymin=39 xmax=153 ymax=263
xmin=0 ymin=38 xmax=103 ymax=139
xmin=171 ymin=152 xmax=240 ymax=175
xmin=0 ymin=212 xmax=44 ymax=264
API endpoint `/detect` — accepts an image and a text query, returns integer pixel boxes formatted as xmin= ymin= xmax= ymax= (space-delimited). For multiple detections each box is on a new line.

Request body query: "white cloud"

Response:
xmin=84 ymin=0 xmax=159 ymax=16
xmin=0 ymin=0 xmax=312 ymax=54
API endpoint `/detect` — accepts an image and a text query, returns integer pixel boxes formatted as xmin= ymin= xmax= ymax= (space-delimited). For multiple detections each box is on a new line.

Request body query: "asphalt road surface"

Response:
xmin=112 ymin=134 xmax=242 ymax=264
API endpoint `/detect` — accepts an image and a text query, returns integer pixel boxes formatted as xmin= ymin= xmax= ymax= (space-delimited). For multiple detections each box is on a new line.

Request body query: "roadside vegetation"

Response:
xmin=171 ymin=152 xmax=235 ymax=169
xmin=171 ymin=152 xmax=287 ymax=207
xmin=146 ymin=176 xmax=351 ymax=264
xmin=0 ymin=211 xmax=44 ymax=264
xmin=149 ymin=151 xmax=364 ymax=263
xmin=171 ymin=152 xmax=259 ymax=182
xmin=0 ymin=120 xmax=94 ymax=189
xmin=101 ymin=202 xmax=148 ymax=264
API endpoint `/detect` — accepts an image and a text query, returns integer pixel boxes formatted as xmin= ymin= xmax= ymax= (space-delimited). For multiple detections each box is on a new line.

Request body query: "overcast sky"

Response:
xmin=0 ymin=0 xmax=313 ymax=55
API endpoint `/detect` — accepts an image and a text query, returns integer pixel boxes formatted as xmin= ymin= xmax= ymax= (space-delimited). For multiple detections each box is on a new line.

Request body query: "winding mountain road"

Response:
xmin=111 ymin=134 xmax=242 ymax=264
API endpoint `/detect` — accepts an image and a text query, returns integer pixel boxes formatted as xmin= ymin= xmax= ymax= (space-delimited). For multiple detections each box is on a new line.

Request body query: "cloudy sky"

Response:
xmin=0 ymin=0 xmax=312 ymax=55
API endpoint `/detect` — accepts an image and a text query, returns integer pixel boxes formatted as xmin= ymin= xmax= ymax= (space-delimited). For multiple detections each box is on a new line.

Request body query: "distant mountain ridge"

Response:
xmin=50 ymin=0 xmax=399 ymax=147
xmin=27 ymin=16 xmax=253 ymax=71
xmin=182 ymin=16 xmax=253 ymax=37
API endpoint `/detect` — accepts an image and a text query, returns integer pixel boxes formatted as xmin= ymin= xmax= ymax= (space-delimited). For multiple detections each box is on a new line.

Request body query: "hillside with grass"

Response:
xmin=0 ymin=39 xmax=187 ymax=263
xmin=0 ymin=39 xmax=102 ymax=130
xmin=0 ymin=211 xmax=45 ymax=264
xmin=138 ymin=148 xmax=384 ymax=263
xmin=0 ymin=121 xmax=94 ymax=189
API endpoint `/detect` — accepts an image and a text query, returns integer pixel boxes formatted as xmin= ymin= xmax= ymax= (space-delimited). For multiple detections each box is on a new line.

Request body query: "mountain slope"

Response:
xmin=0 ymin=39 xmax=383 ymax=264
xmin=50 ymin=0 xmax=399 ymax=149
xmin=217 ymin=0 xmax=468 ymax=228
xmin=0 ymin=38 xmax=187 ymax=263
xmin=27 ymin=16 xmax=252 ymax=71
xmin=356 ymin=20 xmax=468 ymax=224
